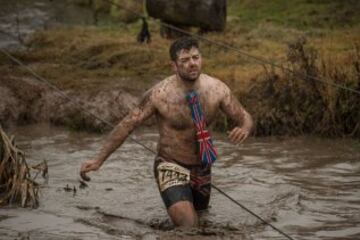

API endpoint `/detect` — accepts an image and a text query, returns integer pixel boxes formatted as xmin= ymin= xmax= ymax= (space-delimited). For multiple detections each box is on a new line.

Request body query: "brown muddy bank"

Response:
xmin=0 ymin=76 xmax=140 ymax=131
xmin=1 ymin=39 xmax=359 ymax=138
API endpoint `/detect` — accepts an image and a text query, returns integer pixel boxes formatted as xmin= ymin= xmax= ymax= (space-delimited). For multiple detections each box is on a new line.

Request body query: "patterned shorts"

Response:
xmin=154 ymin=156 xmax=211 ymax=210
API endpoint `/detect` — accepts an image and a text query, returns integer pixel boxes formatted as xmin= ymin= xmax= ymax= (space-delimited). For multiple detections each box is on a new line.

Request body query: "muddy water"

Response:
xmin=1 ymin=124 xmax=359 ymax=240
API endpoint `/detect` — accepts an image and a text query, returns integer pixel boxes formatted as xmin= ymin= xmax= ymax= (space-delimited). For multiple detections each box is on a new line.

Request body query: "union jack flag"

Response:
xmin=186 ymin=91 xmax=217 ymax=167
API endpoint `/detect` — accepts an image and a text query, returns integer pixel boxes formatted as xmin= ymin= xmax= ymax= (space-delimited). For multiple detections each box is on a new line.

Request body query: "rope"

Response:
xmin=103 ymin=0 xmax=360 ymax=96
xmin=212 ymin=184 xmax=295 ymax=240
xmin=0 ymin=47 xmax=296 ymax=240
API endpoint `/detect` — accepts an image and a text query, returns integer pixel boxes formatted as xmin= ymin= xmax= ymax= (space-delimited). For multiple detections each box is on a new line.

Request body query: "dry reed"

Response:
xmin=0 ymin=127 xmax=48 ymax=208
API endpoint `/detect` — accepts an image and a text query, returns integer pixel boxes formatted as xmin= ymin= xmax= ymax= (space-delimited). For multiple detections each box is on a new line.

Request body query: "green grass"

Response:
xmin=227 ymin=0 xmax=360 ymax=30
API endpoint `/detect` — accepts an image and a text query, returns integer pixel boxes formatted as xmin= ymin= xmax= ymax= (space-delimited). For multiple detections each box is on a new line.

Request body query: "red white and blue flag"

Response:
xmin=186 ymin=91 xmax=217 ymax=167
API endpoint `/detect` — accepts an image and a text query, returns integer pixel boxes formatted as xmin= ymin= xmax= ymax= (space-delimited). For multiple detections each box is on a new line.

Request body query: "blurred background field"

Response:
xmin=0 ymin=0 xmax=359 ymax=137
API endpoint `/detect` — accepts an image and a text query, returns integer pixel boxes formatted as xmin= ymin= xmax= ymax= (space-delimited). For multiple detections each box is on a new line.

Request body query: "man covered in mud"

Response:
xmin=80 ymin=37 xmax=253 ymax=227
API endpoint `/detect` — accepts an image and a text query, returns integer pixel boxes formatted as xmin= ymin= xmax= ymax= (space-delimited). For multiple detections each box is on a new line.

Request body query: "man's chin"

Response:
xmin=188 ymin=77 xmax=198 ymax=81
xmin=188 ymin=73 xmax=201 ymax=81
xmin=183 ymin=77 xmax=198 ymax=82
xmin=179 ymin=72 xmax=201 ymax=82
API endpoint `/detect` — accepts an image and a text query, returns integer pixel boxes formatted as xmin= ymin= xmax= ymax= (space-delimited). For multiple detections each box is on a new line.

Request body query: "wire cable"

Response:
xmin=212 ymin=184 xmax=295 ymax=240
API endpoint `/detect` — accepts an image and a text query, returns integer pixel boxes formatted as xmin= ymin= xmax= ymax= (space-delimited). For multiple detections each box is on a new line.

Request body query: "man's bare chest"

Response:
xmin=156 ymin=95 xmax=219 ymax=130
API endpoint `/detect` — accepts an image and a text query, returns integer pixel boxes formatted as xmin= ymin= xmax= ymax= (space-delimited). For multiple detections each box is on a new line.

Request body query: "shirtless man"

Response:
xmin=80 ymin=37 xmax=253 ymax=227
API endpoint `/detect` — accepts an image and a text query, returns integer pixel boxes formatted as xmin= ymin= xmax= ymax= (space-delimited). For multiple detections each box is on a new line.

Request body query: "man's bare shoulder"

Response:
xmin=201 ymin=73 xmax=227 ymax=86
xmin=201 ymin=74 xmax=230 ymax=95
xmin=153 ymin=75 xmax=176 ymax=94
xmin=142 ymin=75 xmax=176 ymax=103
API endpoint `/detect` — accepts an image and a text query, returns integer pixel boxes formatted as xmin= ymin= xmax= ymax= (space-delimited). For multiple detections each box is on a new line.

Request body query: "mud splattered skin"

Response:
xmin=79 ymin=73 xmax=252 ymax=183
xmin=103 ymin=73 xmax=252 ymax=166
xmin=81 ymin=46 xmax=252 ymax=173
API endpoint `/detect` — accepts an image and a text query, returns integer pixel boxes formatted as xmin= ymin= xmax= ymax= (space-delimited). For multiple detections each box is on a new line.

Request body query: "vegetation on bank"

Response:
xmin=0 ymin=127 xmax=48 ymax=207
xmin=0 ymin=0 xmax=359 ymax=137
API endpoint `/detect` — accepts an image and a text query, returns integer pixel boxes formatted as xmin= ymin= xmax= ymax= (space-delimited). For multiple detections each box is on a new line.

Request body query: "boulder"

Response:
xmin=146 ymin=0 xmax=226 ymax=31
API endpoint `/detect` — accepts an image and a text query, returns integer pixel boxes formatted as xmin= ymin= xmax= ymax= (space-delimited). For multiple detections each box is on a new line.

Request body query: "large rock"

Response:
xmin=146 ymin=0 xmax=226 ymax=31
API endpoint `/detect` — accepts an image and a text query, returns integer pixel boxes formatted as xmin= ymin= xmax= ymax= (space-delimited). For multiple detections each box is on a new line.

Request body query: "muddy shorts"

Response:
xmin=154 ymin=157 xmax=211 ymax=211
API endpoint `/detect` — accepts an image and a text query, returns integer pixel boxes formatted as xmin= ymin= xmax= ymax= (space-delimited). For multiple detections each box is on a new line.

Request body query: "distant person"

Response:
xmin=80 ymin=37 xmax=253 ymax=227
xmin=137 ymin=17 xmax=151 ymax=43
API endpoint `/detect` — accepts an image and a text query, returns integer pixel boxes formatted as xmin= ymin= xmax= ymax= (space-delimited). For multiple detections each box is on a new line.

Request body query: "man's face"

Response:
xmin=173 ymin=47 xmax=202 ymax=82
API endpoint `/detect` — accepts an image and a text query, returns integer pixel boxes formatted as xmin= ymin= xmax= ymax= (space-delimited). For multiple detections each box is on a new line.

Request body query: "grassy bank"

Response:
xmin=0 ymin=0 xmax=359 ymax=137
xmin=228 ymin=0 xmax=360 ymax=29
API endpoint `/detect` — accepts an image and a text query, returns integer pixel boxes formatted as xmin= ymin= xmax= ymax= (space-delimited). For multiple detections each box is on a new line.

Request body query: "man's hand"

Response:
xmin=80 ymin=159 xmax=102 ymax=182
xmin=227 ymin=127 xmax=250 ymax=145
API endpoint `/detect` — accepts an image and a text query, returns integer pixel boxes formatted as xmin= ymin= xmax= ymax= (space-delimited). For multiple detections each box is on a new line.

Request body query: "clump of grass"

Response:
xmin=0 ymin=127 xmax=48 ymax=208
xmin=244 ymin=37 xmax=360 ymax=137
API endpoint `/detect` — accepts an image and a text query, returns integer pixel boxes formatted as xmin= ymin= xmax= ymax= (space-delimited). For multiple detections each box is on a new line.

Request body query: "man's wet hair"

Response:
xmin=169 ymin=37 xmax=199 ymax=61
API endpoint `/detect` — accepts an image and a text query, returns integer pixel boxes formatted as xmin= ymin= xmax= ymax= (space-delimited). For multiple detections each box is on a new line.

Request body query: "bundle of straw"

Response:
xmin=0 ymin=127 xmax=47 ymax=208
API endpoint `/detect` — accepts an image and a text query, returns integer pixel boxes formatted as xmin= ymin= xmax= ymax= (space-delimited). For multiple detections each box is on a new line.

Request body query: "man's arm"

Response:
xmin=80 ymin=91 xmax=156 ymax=180
xmin=220 ymin=85 xmax=253 ymax=144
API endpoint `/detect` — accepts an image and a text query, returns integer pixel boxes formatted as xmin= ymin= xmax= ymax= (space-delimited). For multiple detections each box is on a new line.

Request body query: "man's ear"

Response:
xmin=170 ymin=61 xmax=177 ymax=73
